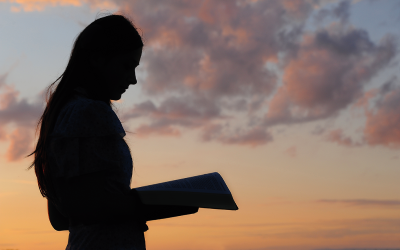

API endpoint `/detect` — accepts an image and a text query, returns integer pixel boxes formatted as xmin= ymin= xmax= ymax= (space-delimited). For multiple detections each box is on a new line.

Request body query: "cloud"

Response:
xmin=208 ymin=126 xmax=273 ymax=147
xmin=4 ymin=0 xmax=118 ymax=12
xmin=313 ymin=0 xmax=351 ymax=24
xmin=6 ymin=0 xmax=400 ymax=149
xmin=123 ymin=97 xmax=272 ymax=146
xmin=121 ymin=96 xmax=224 ymax=137
xmin=134 ymin=123 xmax=181 ymax=138
xmin=115 ymin=0 xmax=397 ymax=148
xmin=122 ymin=96 xmax=224 ymax=127
xmin=326 ymin=129 xmax=362 ymax=147
xmin=6 ymin=0 xmax=83 ymax=12
xmin=317 ymin=199 xmax=400 ymax=208
xmin=125 ymin=0 xmax=298 ymax=99
xmin=363 ymin=77 xmax=400 ymax=147
xmin=5 ymin=127 xmax=34 ymax=161
xmin=0 ymin=71 xmax=44 ymax=161
xmin=117 ymin=0 xmax=317 ymax=145
xmin=264 ymin=24 xmax=397 ymax=126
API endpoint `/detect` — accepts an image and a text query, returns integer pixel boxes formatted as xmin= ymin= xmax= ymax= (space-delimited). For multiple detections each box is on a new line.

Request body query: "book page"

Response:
xmin=136 ymin=172 xmax=232 ymax=195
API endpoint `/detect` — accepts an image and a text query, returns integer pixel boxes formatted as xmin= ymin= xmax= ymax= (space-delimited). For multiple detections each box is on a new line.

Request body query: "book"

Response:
xmin=135 ymin=172 xmax=238 ymax=210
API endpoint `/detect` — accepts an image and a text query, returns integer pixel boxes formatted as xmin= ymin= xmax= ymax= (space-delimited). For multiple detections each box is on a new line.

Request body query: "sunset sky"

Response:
xmin=1 ymin=0 xmax=400 ymax=249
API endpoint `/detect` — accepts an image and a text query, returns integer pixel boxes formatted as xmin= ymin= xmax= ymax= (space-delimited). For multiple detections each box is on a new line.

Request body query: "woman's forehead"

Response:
xmin=121 ymin=48 xmax=142 ymax=62
xmin=131 ymin=47 xmax=142 ymax=59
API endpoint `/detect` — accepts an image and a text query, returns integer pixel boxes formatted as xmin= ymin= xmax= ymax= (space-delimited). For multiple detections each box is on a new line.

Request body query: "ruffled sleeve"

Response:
xmin=49 ymin=96 xmax=126 ymax=179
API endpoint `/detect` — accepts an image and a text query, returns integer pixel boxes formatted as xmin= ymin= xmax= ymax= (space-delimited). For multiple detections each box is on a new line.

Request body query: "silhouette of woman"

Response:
xmin=27 ymin=13 xmax=198 ymax=250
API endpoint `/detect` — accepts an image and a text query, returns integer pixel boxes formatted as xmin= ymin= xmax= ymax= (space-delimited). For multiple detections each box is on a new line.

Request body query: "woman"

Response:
xmin=27 ymin=13 xmax=198 ymax=250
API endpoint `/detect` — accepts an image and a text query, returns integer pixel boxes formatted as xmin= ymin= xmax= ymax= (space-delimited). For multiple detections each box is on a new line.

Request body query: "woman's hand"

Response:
xmin=130 ymin=189 xmax=199 ymax=222
xmin=63 ymin=171 xmax=148 ymax=230
xmin=130 ymin=189 xmax=149 ymax=232
xmin=142 ymin=204 xmax=199 ymax=221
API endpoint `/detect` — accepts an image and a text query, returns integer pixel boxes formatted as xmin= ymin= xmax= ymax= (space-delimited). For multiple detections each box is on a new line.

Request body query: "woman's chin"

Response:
xmin=110 ymin=93 xmax=122 ymax=101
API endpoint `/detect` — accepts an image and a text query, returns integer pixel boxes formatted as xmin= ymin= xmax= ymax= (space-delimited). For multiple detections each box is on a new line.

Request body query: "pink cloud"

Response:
xmin=110 ymin=1 xmax=398 ymax=148
xmin=203 ymin=126 xmax=273 ymax=147
xmin=134 ymin=124 xmax=181 ymax=138
xmin=6 ymin=127 xmax=33 ymax=162
xmin=6 ymin=0 xmax=116 ymax=12
xmin=0 ymin=77 xmax=44 ymax=127
xmin=325 ymin=77 xmax=400 ymax=148
xmin=265 ymin=26 xmax=396 ymax=126
xmin=123 ymin=97 xmax=272 ymax=146
xmin=117 ymin=1 xmax=317 ymax=145
xmin=363 ymin=78 xmax=400 ymax=147
xmin=6 ymin=1 xmax=399 ymax=150
xmin=119 ymin=0 xmax=318 ymax=100
xmin=122 ymin=96 xmax=226 ymax=129
xmin=326 ymin=129 xmax=362 ymax=147
xmin=0 ymin=72 xmax=44 ymax=161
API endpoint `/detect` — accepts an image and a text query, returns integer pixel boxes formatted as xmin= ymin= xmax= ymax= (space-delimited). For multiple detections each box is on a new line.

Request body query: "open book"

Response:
xmin=135 ymin=172 xmax=238 ymax=210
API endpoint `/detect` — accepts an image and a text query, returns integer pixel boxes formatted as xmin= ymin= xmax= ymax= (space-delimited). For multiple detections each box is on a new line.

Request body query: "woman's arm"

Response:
xmin=129 ymin=189 xmax=199 ymax=221
xmin=143 ymin=204 xmax=199 ymax=221
xmin=62 ymin=172 xmax=198 ymax=229
xmin=62 ymin=170 xmax=146 ymax=228
xmin=48 ymin=199 xmax=69 ymax=231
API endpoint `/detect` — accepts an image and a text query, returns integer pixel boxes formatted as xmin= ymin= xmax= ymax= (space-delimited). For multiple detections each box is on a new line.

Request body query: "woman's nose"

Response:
xmin=128 ymin=78 xmax=137 ymax=85
xmin=128 ymin=73 xmax=137 ymax=85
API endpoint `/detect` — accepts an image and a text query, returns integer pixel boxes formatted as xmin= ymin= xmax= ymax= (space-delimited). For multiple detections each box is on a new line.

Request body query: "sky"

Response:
xmin=0 ymin=0 xmax=400 ymax=249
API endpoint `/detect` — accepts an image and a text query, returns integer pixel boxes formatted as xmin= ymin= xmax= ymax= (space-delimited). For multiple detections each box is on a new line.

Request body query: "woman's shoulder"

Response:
xmin=51 ymin=95 xmax=125 ymax=138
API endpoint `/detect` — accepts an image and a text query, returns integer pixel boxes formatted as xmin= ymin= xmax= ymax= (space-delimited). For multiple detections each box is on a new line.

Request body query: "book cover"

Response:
xmin=135 ymin=172 xmax=239 ymax=210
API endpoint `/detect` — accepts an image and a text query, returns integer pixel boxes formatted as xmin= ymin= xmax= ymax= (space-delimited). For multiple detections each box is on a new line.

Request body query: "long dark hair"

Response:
xmin=26 ymin=12 xmax=144 ymax=201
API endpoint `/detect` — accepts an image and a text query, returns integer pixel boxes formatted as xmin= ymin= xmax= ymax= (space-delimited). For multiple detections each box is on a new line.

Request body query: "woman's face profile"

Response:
xmin=91 ymin=47 xmax=142 ymax=100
